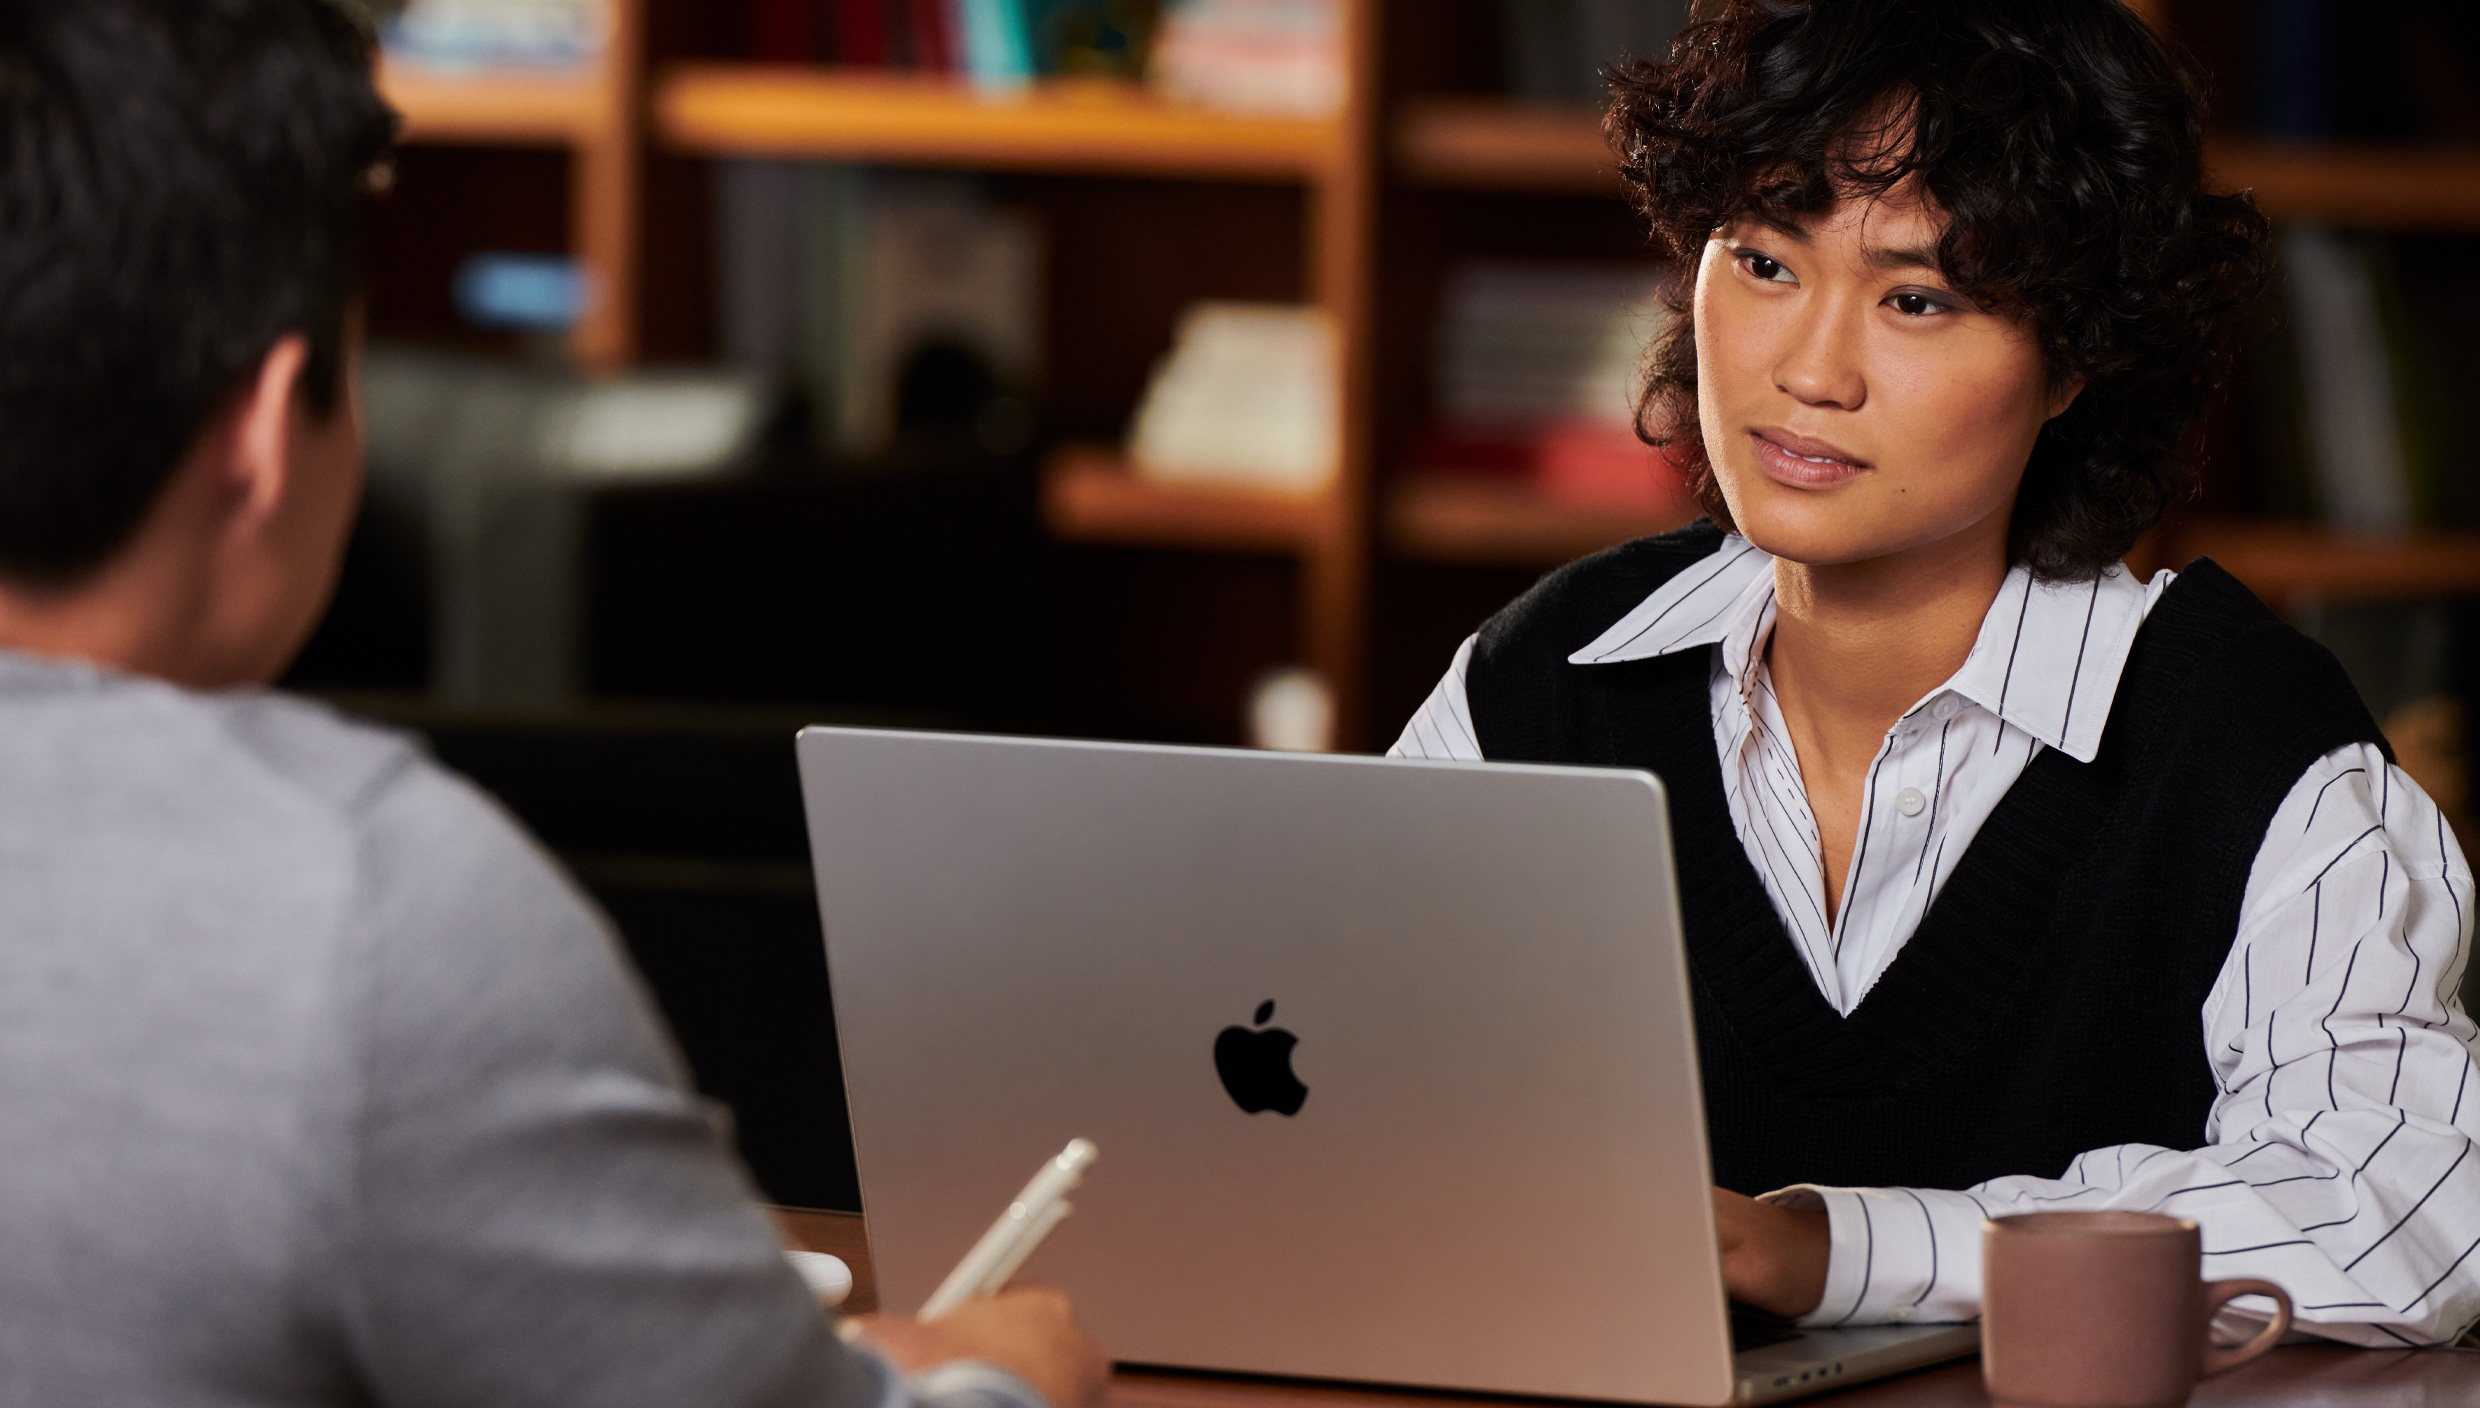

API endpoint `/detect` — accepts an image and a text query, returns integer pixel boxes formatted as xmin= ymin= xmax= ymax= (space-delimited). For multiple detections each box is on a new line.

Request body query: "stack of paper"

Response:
xmin=1436 ymin=263 xmax=1668 ymax=431
xmin=1424 ymin=263 xmax=1686 ymax=513
xmin=1149 ymin=0 xmax=1343 ymax=117
xmin=384 ymin=0 xmax=609 ymax=71
xmin=1130 ymin=303 xmax=1338 ymax=492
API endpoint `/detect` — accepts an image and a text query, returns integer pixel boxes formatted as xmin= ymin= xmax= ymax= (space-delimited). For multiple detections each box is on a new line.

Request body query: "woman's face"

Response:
xmin=1691 ymin=193 xmax=2077 ymax=568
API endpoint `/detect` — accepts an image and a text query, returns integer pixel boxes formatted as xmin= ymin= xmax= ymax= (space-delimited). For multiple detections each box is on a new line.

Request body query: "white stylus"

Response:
xmin=917 ymin=1138 xmax=1098 ymax=1322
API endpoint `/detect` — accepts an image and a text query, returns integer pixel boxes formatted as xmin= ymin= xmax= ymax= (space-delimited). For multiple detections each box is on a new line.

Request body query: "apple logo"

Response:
xmin=1214 ymin=1000 xmax=1309 ymax=1116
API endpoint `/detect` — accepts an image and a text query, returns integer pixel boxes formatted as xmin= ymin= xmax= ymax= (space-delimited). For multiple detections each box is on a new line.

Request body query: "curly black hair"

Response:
xmin=1607 ymin=0 xmax=2269 ymax=580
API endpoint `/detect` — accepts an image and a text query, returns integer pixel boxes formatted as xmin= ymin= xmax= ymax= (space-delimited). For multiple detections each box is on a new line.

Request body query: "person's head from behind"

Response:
xmin=1610 ymin=0 xmax=2268 ymax=581
xmin=0 ymin=0 xmax=395 ymax=687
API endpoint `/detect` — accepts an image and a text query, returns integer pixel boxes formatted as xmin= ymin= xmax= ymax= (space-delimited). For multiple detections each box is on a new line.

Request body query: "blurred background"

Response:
xmin=307 ymin=0 xmax=2480 ymax=1211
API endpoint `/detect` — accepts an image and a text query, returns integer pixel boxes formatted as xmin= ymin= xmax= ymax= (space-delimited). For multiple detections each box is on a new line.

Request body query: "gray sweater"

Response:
xmin=0 ymin=653 xmax=1025 ymax=1408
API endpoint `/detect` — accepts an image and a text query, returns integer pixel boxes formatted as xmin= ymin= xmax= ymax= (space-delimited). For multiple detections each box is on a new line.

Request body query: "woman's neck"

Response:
xmin=1762 ymin=524 xmax=2012 ymax=923
xmin=1766 ymin=532 xmax=2010 ymax=767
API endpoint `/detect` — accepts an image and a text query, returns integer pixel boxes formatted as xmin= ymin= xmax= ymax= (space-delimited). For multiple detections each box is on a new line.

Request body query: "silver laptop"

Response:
xmin=796 ymin=727 xmax=1978 ymax=1406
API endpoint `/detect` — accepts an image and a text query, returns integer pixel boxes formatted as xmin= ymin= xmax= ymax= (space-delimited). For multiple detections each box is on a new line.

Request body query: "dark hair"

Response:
xmin=0 ymin=0 xmax=396 ymax=586
xmin=1608 ymin=0 xmax=2268 ymax=580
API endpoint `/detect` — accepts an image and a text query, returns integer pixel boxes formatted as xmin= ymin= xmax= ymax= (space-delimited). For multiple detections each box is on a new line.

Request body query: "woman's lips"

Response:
xmin=1748 ymin=429 xmax=1869 ymax=487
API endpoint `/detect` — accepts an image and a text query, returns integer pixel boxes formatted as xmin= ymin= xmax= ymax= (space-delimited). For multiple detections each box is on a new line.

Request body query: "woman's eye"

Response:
xmin=1890 ymin=292 xmax=1945 ymax=317
xmin=1743 ymin=253 xmax=1792 ymax=283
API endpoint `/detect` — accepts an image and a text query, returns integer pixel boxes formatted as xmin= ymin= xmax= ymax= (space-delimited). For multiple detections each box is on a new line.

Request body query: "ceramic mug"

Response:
xmin=1982 ymin=1210 xmax=2292 ymax=1408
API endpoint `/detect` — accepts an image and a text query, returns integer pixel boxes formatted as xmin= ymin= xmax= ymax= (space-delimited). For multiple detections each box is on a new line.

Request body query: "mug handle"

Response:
xmin=2199 ymin=1279 xmax=2293 ymax=1377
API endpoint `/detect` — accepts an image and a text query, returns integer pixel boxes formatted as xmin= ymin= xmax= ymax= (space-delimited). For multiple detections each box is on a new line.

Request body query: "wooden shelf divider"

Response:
xmin=374 ymin=0 xmax=643 ymax=369
xmin=656 ymin=66 xmax=1343 ymax=179
xmin=1042 ymin=446 xmax=1334 ymax=555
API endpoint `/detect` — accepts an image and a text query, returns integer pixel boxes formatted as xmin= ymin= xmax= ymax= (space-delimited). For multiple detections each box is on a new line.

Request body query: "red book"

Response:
xmin=836 ymin=0 xmax=889 ymax=66
xmin=750 ymin=0 xmax=816 ymax=61
xmin=905 ymin=0 xmax=957 ymax=70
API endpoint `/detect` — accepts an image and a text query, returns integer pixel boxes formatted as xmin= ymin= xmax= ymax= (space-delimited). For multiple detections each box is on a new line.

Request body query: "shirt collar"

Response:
xmin=1566 ymin=537 xmax=2155 ymax=763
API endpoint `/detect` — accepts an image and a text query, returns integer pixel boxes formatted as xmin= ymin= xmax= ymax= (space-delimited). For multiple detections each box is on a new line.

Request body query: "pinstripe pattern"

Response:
xmin=1389 ymin=537 xmax=2480 ymax=1346
xmin=1398 ymin=541 xmax=2163 ymax=1011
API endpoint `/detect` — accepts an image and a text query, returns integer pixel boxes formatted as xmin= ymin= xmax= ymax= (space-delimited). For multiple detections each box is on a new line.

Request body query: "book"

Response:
xmin=837 ymin=0 xmax=890 ymax=66
xmin=2245 ymin=0 xmax=2475 ymax=141
xmin=1129 ymin=303 xmax=1339 ymax=491
xmin=1420 ymin=261 xmax=1688 ymax=514
xmin=1504 ymin=0 xmax=1691 ymax=107
xmin=2282 ymin=225 xmax=2416 ymax=534
xmin=750 ymin=0 xmax=820 ymax=62
xmin=955 ymin=0 xmax=1038 ymax=91
xmin=383 ymin=0 xmax=610 ymax=71
xmin=906 ymin=0 xmax=958 ymax=71
xmin=1149 ymin=0 xmax=1342 ymax=116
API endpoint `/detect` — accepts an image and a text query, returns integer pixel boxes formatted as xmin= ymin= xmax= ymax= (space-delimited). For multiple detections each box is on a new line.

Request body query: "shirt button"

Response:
xmin=1931 ymin=695 xmax=1961 ymax=721
xmin=1895 ymin=787 xmax=1927 ymax=817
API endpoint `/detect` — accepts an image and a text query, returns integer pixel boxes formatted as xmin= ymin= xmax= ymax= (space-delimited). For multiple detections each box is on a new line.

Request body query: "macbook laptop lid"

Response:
xmin=799 ymin=727 xmax=1738 ymax=1404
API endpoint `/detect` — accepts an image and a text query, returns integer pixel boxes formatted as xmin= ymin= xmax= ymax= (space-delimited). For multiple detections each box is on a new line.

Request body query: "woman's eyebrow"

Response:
xmin=1747 ymin=213 xmax=1812 ymax=243
xmin=1864 ymin=243 xmax=1941 ymax=272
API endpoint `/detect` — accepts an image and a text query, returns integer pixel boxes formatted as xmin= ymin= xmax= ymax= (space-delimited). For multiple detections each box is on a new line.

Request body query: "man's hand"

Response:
xmin=846 ymin=1287 xmax=1110 ymax=1408
xmin=1714 ymin=1187 xmax=1830 ymax=1320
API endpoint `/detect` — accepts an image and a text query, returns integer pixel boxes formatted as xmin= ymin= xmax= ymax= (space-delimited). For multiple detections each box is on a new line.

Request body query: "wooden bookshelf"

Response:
xmin=373 ymin=0 xmax=642 ymax=370
xmin=2208 ymin=141 xmax=2480 ymax=232
xmin=656 ymin=67 xmax=1345 ymax=179
xmin=1393 ymin=99 xmax=1621 ymax=195
xmin=1385 ymin=476 xmax=1693 ymax=567
xmin=1385 ymin=481 xmax=2480 ymax=612
xmin=2163 ymin=520 xmax=2480 ymax=609
xmin=1042 ymin=446 xmax=1335 ymax=555
xmin=647 ymin=6 xmax=1382 ymax=743
xmin=1391 ymin=99 xmax=2480 ymax=233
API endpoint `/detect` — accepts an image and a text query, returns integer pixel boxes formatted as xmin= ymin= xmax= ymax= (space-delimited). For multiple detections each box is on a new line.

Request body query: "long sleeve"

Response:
xmin=1771 ymin=744 xmax=2480 ymax=1347
xmin=340 ymin=761 xmax=1056 ymax=1408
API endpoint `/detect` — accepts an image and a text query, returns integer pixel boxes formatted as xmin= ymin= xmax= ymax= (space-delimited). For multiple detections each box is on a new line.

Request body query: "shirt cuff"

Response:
xmin=1760 ymin=1185 xmax=1989 ymax=1327
xmin=910 ymin=1360 xmax=1052 ymax=1408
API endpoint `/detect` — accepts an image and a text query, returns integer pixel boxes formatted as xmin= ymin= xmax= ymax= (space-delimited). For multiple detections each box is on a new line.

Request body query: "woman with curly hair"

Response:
xmin=1394 ymin=0 xmax=2480 ymax=1347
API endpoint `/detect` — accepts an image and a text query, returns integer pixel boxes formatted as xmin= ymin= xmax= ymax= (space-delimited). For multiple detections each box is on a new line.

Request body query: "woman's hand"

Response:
xmin=845 ymin=1286 xmax=1111 ymax=1408
xmin=1713 ymin=1187 xmax=1831 ymax=1319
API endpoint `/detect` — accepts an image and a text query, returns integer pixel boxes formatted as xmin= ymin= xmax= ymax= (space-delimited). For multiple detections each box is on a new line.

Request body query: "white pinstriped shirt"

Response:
xmin=1390 ymin=537 xmax=2480 ymax=1346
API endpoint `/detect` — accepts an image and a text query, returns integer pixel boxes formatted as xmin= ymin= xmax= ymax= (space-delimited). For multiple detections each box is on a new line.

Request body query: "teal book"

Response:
xmin=954 ymin=0 xmax=1036 ymax=90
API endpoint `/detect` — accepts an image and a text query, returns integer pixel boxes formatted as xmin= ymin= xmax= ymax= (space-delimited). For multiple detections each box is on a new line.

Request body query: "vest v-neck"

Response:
xmin=1462 ymin=522 xmax=2388 ymax=1193
xmin=1621 ymin=645 xmax=2116 ymax=1093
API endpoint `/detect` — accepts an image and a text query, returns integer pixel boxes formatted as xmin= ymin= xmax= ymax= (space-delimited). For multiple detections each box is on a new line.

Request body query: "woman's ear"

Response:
xmin=2046 ymin=372 xmax=2087 ymax=421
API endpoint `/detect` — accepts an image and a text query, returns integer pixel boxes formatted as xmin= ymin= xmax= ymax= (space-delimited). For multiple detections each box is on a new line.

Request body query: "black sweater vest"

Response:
xmin=1465 ymin=522 xmax=2390 ymax=1196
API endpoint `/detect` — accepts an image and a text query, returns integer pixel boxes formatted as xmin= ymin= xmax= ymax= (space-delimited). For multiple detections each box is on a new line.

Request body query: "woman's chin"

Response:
xmin=1720 ymin=492 xmax=1896 ymax=567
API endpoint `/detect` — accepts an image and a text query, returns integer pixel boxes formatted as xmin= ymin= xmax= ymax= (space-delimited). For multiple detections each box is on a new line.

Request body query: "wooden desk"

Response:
xmin=769 ymin=1210 xmax=2480 ymax=1407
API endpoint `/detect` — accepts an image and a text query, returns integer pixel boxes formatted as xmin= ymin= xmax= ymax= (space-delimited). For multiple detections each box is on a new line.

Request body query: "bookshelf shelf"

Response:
xmin=1383 ymin=481 xmax=2480 ymax=609
xmin=1385 ymin=475 xmax=1697 ymax=567
xmin=1042 ymin=446 xmax=1335 ymax=555
xmin=2208 ymin=141 xmax=2480 ymax=232
xmin=378 ymin=60 xmax=613 ymax=146
xmin=657 ymin=66 xmax=1344 ymax=180
xmin=1394 ymin=99 xmax=1618 ymax=193
xmin=2162 ymin=520 xmax=2480 ymax=608
xmin=1393 ymin=100 xmax=2480 ymax=231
